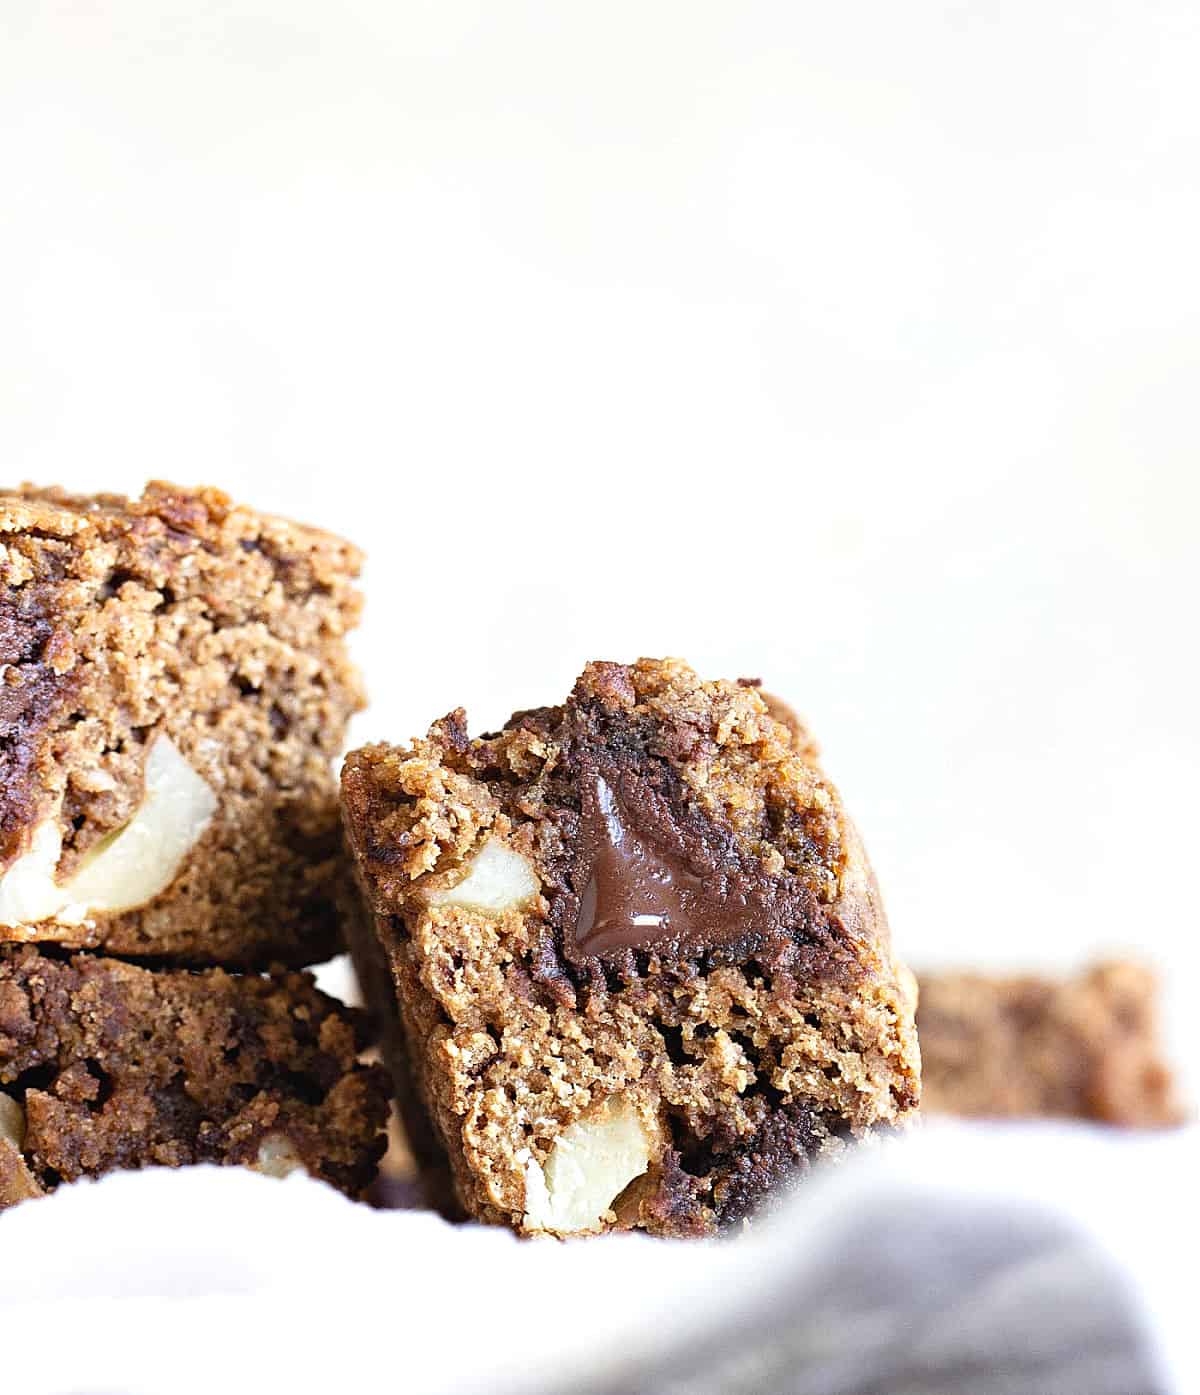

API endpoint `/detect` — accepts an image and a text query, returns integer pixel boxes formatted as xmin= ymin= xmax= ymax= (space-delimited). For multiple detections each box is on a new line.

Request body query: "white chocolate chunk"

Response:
xmin=0 ymin=1095 xmax=26 ymax=1151
xmin=64 ymin=736 xmax=217 ymax=913
xmin=428 ymin=837 xmax=539 ymax=915
xmin=0 ymin=735 xmax=217 ymax=927
xmin=0 ymin=820 xmax=69 ymax=925
xmin=251 ymin=1134 xmax=306 ymax=1180
xmin=0 ymin=1094 xmax=43 ymax=1206
xmin=523 ymin=1097 xmax=652 ymax=1234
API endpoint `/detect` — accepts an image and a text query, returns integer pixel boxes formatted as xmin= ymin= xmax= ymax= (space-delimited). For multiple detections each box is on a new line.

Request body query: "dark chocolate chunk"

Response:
xmin=709 ymin=1102 xmax=825 ymax=1224
xmin=569 ymin=760 xmax=811 ymax=961
xmin=0 ymin=593 xmax=76 ymax=867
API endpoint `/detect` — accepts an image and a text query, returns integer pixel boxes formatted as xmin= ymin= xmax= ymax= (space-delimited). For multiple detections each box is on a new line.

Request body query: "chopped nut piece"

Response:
xmin=0 ymin=736 xmax=217 ymax=928
xmin=66 ymin=735 xmax=218 ymax=914
xmin=252 ymin=1133 xmax=307 ymax=1179
xmin=0 ymin=1094 xmax=44 ymax=1208
xmin=0 ymin=1094 xmax=27 ymax=1150
xmin=428 ymin=837 xmax=540 ymax=915
xmin=523 ymin=1097 xmax=652 ymax=1235
xmin=0 ymin=821 xmax=68 ymax=926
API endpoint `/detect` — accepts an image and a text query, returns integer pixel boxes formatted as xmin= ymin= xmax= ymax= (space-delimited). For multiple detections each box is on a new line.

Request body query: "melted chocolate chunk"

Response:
xmin=709 ymin=1102 xmax=826 ymax=1225
xmin=575 ymin=772 xmax=753 ymax=955
xmin=521 ymin=682 xmax=854 ymax=981
xmin=569 ymin=760 xmax=812 ymax=961
xmin=643 ymin=1103 xmax=834 ymax=1231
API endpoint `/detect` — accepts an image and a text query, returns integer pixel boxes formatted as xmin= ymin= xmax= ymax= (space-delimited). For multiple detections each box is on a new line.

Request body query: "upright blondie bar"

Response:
xmin=342 ymin=659 xmax=920 ymax=1236
xmin=0 ymin=482 xmax=364 ymax=965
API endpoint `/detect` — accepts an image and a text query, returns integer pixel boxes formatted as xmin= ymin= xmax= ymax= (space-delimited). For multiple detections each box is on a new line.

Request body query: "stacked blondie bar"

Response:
xmin=0 ymin=483 xmax=388 ymax=1210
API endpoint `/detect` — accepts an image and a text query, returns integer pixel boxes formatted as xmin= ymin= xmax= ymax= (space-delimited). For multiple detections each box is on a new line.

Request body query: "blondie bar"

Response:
xmin=0 ymin=945 xmax=389 ymax=1209
xmin=918 ymin=961 xmax=1183 ymax=1126
xmin=342 ymin=659 xmax=919 ymax=1236
xmin=0 ymin=482 xmax=364 ymax=965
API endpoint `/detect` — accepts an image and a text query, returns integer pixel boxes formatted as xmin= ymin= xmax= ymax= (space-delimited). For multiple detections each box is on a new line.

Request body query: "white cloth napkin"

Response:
xmin=2 ymin=1120 xmax=1193 ymax=1395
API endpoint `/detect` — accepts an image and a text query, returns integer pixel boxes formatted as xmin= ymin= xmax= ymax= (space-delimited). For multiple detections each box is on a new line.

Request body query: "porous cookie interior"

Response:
xmin=344 ymin=659 xmax=919 ymax=1235
xmin=0 ymin=945 xmax=389 ymax=1200
xmin=0 ymin=482 xmax=364 ymax=964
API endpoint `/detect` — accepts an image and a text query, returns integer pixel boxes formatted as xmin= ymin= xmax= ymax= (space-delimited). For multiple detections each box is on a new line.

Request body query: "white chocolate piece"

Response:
xmin=523 ymin=1097 xmax=652 ymax=1235
xmin=0 ymin=1094 xmax=26 ymax=1151
xmin=251 ymin=1133 xmax=306 ymax=1180
xmin=0 ymin=821 xmax=69 ymax=926
xmin=428 ymin=837 xmax=539 ymax=915
xmin=0 ymin=1094 xmax=43 ymax=1205
xmin=0 ymin=735 xmax=217 ymax=927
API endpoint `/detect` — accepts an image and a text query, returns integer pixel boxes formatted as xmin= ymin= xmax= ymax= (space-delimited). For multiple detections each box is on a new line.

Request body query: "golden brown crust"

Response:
xmin=0 ymin=944 xmax=389 ymax=1208
xmin=0 ymin=481 xmax=364 ymax=965
xmin=338 ymin=867 xmax=460 ymax=1215
xmin=917 ymin=960 xmax=1184 ymax=1127
xmin=342 ymin=659 xmax=920 ymax=1236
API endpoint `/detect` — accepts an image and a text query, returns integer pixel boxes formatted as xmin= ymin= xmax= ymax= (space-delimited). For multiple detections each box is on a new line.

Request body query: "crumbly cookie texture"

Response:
xmin=0 ymin=481 xmax=364 ymax=966
xmin=0 ymin=945 xmax=389 ymax=1210
xmin=918 ymin=960 xmax=1184 ymax=1127
xmin=341 ymin=658 xmax=920 ymax=1238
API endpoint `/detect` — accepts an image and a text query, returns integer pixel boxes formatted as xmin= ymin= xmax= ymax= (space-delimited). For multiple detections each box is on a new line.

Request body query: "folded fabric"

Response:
xmin=1 ymin=1121 xmax=1192 ymax=1395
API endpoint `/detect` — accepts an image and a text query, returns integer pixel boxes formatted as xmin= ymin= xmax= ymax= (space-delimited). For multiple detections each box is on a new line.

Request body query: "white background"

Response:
xmin=2 ymin=3 xmax=1196 ymax=1078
